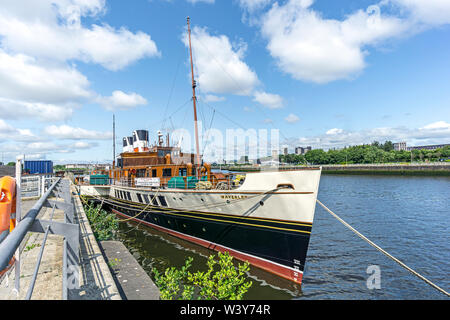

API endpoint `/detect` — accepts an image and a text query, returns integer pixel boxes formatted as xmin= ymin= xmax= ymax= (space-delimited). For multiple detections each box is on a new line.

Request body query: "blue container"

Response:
xmin=24 ymin=160 xmax=53 ymax=174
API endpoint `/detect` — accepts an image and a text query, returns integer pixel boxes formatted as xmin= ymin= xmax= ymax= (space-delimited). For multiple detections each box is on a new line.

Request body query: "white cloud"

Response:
xmin=0 ymin=119 xmax=40 ymax=142
xmin=260 ymin=0 xmax=408 ymax=83
xmin=391 ymin=0 xmax=450 ymax=25
xmin=290 ymin=120 xmax=450 ymax=149
xmin=0 ymin=0 xmax=159 ymax=71
xmin=238 ymin=0 xmax=272 ymax=12
xmin=0 ymin=98 xmax=74 ymax=122
xmin=202 ymin=94 xmax=226 ymax=103
xmin=253 ymin=0 xmax=450 ymax=84
xmin=96 ymin=90 xmax=148 ymax=111
xmin=1 ymin=139 xmax=100 ymax=158
xmin=0 ymin=50 xmax=91 ymax=105
xmin=43 ymin=125 xmax=112 ymax=140
xmin=253 ymin=91 xmax=283 ymax=109
xmin=0 ymin=0 xmax=158 ymax=124
xmin=326 ymin=128 xmax=344 ymax=135
xmin=419 ymin=121 xmax=450 ymax=130
xmin=0 ymin=119 xmax=15 ymax=134
xmin=182 ymin=26 xmax=259 ymax=96
xmin=285 ymin=113 xmax=300 ymax=123
xmin=69 ymin=141 xmax=99 ymax=149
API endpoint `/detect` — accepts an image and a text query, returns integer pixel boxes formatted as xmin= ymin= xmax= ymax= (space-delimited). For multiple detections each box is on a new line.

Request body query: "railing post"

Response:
xmin=14 ymin=156 xmax=22 ymax=295
xmin=41 ymin=176 xmax=45 ymax=197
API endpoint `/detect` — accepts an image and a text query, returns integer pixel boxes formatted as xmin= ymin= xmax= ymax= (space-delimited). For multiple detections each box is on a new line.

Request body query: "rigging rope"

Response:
xmin=316 ymin=199 xmax=449 ymax=297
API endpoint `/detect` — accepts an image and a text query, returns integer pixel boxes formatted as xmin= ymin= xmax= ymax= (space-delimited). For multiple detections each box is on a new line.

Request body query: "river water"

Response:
xmin=115 ymin=174 xmax=450 ymax=299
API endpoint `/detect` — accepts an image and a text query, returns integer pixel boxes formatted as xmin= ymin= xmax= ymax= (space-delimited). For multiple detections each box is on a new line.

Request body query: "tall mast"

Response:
xmin=187 ymin=17 xmax=201 ymax=176
xmin=112 ymin=114 xmax=116 ymax=169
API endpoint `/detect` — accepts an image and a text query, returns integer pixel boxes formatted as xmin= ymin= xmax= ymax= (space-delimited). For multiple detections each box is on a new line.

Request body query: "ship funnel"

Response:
xmin=123 ymin=136 xmax=133 ymax=153
xmin=133 ymin=130 xmax=149 ymax=152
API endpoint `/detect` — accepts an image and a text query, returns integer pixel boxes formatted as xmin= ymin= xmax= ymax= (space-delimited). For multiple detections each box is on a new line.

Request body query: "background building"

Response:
xmin=394 ymin=142 xmax=449 ymax=151
xmin=406 ymin=143 xmax=449 ymax=151
xmin=295 ymin=146 xmax=312 ymax=155
xmin=393 ymin=142 xmax=407 ymax=151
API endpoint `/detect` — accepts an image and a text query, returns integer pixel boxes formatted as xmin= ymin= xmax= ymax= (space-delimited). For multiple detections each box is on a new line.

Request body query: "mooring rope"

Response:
xmin=80 ymin=189 xmax=161 ymax=223
xmin=316 ymin=199 xmax=449 ymax=297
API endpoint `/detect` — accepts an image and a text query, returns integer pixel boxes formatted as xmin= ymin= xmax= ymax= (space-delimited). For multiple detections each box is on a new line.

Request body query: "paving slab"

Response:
xmin=100 ymin=240 xmax=160 ymax=300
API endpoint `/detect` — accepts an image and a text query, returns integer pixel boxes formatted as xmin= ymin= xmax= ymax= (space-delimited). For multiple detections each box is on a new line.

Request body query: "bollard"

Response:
xmin=0 ymin=176 xmax=16 ymax=277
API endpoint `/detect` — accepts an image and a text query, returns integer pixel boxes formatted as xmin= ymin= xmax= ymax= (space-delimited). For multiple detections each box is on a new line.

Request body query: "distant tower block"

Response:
xmin=133 ymin=130 xmax=149 ymax=152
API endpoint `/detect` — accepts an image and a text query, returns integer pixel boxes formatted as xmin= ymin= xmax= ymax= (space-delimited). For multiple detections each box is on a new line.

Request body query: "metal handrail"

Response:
xmin=0 ymin=178 xmax=60 ymax=270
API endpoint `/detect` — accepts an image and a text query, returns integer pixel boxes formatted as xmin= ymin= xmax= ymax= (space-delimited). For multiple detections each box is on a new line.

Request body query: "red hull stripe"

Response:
xmin=112 ymin=208 xmax=303 ymax=285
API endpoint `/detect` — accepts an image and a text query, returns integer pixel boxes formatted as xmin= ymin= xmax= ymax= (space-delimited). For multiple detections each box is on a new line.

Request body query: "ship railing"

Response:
xmin=21 ymin=175 xmax=54 ymax=199
xmin=0 ymin=173 xmax=79 ymax=300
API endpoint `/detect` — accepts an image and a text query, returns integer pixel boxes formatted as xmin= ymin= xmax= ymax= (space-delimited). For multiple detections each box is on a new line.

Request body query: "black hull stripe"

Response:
xmin=100 ymin=197 xmax=312 ymax=234
xmin=106 ymin=203 xmax=312 ymax=271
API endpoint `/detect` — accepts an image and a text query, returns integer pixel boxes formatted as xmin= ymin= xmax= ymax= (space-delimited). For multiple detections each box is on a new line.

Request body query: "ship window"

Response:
xmin=115 ymin=190 xmax=118 ymax=198
xmin=143 ymin=194 xmax=150 ymax=204
xmin=192 ymin=168 xmax=196 ymax=176
xmin=179 ymin=168 xmax=187 ymax=176
xmin=137 ymin=193 xmax=143 ymax=203
xmin=119 ymin=191 xmax=123 ymax=199
xmin=137 ymin=169 xmax=146 ymax=178
xmin=162 ymin=169 xmax=172 ymax=177
xmin=152 ymin=169 xmax=157 ymax=177
xmin=158 ymin=150 xmax=170 ymax=157
xmin=158 ymin=196 xmax=168 ymax=207
xmin=126 ymin=192 xmax=131 ymax=201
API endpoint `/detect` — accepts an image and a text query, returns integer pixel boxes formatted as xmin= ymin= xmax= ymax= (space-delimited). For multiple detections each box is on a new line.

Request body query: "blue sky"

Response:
xmin=0 ymin=0 xmax=449 ymax=164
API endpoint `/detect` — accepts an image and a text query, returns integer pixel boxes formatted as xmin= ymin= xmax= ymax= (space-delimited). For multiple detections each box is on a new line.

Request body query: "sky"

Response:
xmin=0 ymin=0 xmax=449 ymax=164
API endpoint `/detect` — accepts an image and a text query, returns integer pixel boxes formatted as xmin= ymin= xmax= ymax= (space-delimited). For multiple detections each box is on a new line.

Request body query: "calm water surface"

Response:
xmin=115 ymin=174 xmax=450 ymax=299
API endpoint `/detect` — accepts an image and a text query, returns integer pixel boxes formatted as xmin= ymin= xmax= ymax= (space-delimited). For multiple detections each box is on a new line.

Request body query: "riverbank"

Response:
xmin=213 ymin=163 xmax=450 ymax=176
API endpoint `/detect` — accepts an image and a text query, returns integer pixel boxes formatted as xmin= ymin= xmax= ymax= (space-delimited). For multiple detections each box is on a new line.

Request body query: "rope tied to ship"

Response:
xmin=81 ymin=188 xmax=163 ymax=223
xmin=316 ymin=199 xmax=450 ymax=297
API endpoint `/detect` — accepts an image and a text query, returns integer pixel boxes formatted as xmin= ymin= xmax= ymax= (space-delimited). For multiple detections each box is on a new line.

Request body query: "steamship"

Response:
xmin=87 ymin=18 xmax=322 ymax=285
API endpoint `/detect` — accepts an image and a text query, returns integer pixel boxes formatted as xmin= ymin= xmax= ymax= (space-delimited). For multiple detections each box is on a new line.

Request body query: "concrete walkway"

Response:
xmin=71 ymin=187 xmax=121 ymax=300
xmin=0 ymin=183 xmax=121 ymax=300
xmin=0 ymin=199 xmax=65 ymax=300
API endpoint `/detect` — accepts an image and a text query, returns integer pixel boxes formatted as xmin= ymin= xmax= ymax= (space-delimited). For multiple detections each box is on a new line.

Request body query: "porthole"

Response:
xmin=202 ymin=227 xmax=206 ymax=232
xmin=183 ymin=224 xmax=187 ymax=228
xmin=259 ymin=201 xmax=264 ymax=206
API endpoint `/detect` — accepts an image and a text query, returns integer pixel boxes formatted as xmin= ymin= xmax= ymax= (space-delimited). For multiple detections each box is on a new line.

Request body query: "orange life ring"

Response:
xmin=0 ymin=176 xmax=16 ymax=276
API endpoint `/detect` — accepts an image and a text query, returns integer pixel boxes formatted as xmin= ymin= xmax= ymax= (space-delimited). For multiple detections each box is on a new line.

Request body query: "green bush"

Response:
xmin=153 ymin=252 xmax=252 ymax=300
xmin=82 ymin=199 xmax=118 ymax=241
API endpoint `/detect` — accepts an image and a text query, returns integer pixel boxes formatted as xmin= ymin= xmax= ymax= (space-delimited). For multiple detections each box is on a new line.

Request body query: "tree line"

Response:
xmin=280 ymin=141 xmax=450 ymax=165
